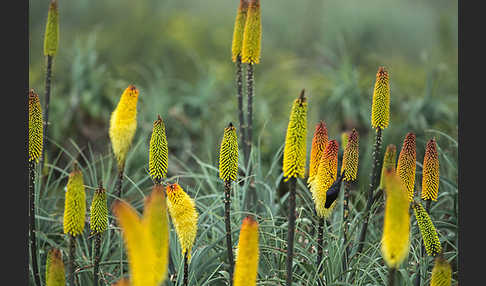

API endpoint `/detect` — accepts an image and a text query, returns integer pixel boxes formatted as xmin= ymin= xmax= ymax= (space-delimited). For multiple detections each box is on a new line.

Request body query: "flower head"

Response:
xmin=219 ymin=122 xmax=239 ymax=181
xmin=379 ymin=144 xmax=397 ymax=190
xmin=29 ymin=89 xmax=44 ymax=163
xmin=308 ymin=121 xmax=328 ymax=187
xmin=90 ymin=183 xmax=108 ymax=234
xmin=45 ymin=248 xmax=65 ymax=286
xmin=430 ymin=256 xmax=452 ymax=286
xmin=371 ymin=66 xmax=390 ymax=130
xmin=421 ymin=138 xmax=440 ymax=201
xmin=397 ymin=132 xmax=417 ymax=201
xmin=231 ymin=0 xmax=249 ymax=62
xmin=341 ymin=129 xmax=359 ymax=182
xmin=241 ymin=0 xmax=262 ymax=64
xmin=149 ymin=115 xmax=168 ymax=183
xmin=44 ymin=0 xmax=59 ymax=56
xmin=63 ymin=163 xmax=86 ymax=236
xmin=233 ymin=216 xmax=259 ymax=286
xmin=412 ymin=202 xmax=442 ymax=256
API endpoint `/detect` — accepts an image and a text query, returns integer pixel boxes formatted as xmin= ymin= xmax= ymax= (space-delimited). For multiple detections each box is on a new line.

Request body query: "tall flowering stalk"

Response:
xmin=397 ymin=132 xmax=417 ymax=202
xmin=45 ymin=248 xmax=65 ymax=286
xmin=380 ymin=168 xmax=411 ymax=286
xmin=282 ymin=90 xmax=307 ymax=286
xmin=149 ymin=115 xmax=169 ymax=184
xmin=219 ymin=122 xmax=239 ymax=284
xmin=308 ymin=121 xmax=328 ymax=189
xmin=340 ymin=129 xmax=359 ymax=269
xmin=112 ymin=185 xmax=170 ymax=286
xmin=29 ymin=89 xmax=43 ymax=286
xmin=430 ymin=255 xmax=452 ymax=286
xmin=233 ymin=216 xmax=260 ymax=286
xmin=63 ymin=163 xmax=86 ymax=286
xmin=241 ymin=0 xmax=261 ymax=169
xmin=166 ymin=183 xmax=199 ymax=286
xmin=109 ymin=85 xmax=139 ymax=199
xmin=90 ymin=183 xmax=108 ymax=286
xmin=357 ymin=66 xmax=390 ymax=254
xmin=421 ymin=138 xmax=440 ymax=208
xmin=42 ymin=0 xmax=59 ymax=162
xmin=232 ymin=0 xmax=249 ymax=153
xmin=310 ymin=140 xmax=339 ymax=273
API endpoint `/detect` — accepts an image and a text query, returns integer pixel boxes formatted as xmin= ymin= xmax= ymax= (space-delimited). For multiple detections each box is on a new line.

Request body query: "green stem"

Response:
xmin=356 ymin=128 xmax=383 ymax=254
xmin=68 ymin=235 xmax=76 ymax=286
xmin=236 ymin=56 xmax=246 ymax=163
xmin=245 ymin=63 xmax=254 ymax=170
xmin=29 ymin=161 xmax=42 ymax=286
xmin=342 ymin=181 xmax=351 ymax=272
xmin=41 ymin=55 xmax=53 ymax=163
xmin=116 ymin=164 xmax=125 ymax=199
xmin=224 ymin=180 xmax=234 ymax=285
xmin=93 ymin=233 xmax=102 ymax=286
xmin=286 ymin=178 xmax=297 ymax=286
xmin=317 ymin=217 xmax=325 ymax=281
xmin=387 ymin=267 xmax=396 ymax=286
xmin=183 ymin=252 xmax=189 ymax=286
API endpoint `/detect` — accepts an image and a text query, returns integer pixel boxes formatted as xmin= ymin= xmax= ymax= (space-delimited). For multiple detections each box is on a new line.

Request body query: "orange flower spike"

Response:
xmin=308 ymin=121 xmax=328 ymax=187
xmin=341 ymin=129 xmax=359 ymax=182
xmin=421 ymin=138 xmax=440 ymax=201
xmin=311 ymin=140 xmax=339 ymax=218
xmin=397 ymin=132 xmax=417 ymax=201
xmin=233 ymin=216 xmax=259 ymax=286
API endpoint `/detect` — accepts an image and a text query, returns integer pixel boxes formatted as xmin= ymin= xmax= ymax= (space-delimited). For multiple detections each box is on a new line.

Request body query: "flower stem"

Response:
xmin=356 ymin=128 xmax=383 ymax=254
xmin=29 ymin=161 xmax=41 ymax=286
xmin=317 ymin=217 xmax=325 ymax=277
xmin=183 ymin=252 xmax=189 ymax=286
xmin=93 ymin=233 xmax=102 ymax=286
xmin=286 ymin=178 xmax=297 ymax=286
xmin=342 ymin=181 xmax=351 ymax=272
xmin=68 ymin=234 xmax=76 ymax=286
xmin=236 ymin=56 xmax=246 ymax=163
xmin=116 ymin=164 xmax=125 ymax=199
xmin=224 ymin=180 xmax=235 ymax=285
xmin=245 ymin=63 xmax=254 ymax=169
xmin=41 ymin=55 xmax=53 ymax=163
xmin=388 ymin=267 xmax=396 ymax=286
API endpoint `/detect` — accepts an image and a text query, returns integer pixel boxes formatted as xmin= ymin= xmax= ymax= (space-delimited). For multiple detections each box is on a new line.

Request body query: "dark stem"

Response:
xmin=425 ymin=200 xmax=432 ymax=214
xmin=68 ymin=235 xmax=76 ymax=286
xmin=93 ymin=233 xmax=102 ymax=286
xmin=342 ymin=181 xmax=351 ymax=272
xmin=29 ymin=161 xmax=41 ymax=286
xmin=224 ymin=180 xmax=234 ymax=285
xmin=414 ymin=200 xmax=432 ymax=286
xmin=245 ymin=63 xmax=254 ymax=170
xmin=356 ymin=128 xmax=383 ymax=254
xmin=116 ymin=164 xmax=125 ymax=199
xmin=236 ymin=56 xmax=246 ymax=164
xmin=286 ymin=178 xmax=297 ymax=286
xmin=317 ymin=217 xmax=325 ymax=276
xmin=183 ymin=252 xmax=189 ymax=286
xmin=41 ymin=55 xmax=53 ymax=163
xmin=387 ymin=267 xmax=396 ymax=286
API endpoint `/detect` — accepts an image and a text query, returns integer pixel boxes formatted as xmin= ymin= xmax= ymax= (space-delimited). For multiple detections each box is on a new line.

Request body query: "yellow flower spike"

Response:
xmin=113 ymin=185 xmax=170 ymax=286
xmin=113 ymin=200 xmax=157 ymax=286
xmin=311 ymin=140 xmax=339 ymax=218
xmin=142 ymin=184 xmax=170 ymax=284
xmin=308 ymin=121 xmax=328 ymax=187
xmin=63 ymin=163 xmax=86 ymax=237
xmin=45 ymin=248 xmax=66 ymax=286
xmin=397 ymin=132 xmax=417 ymax=202
xmin=341 ymin=129 xmax=359 ymax=182
xmin=379 ymin=144 xmax=397 ymax=190
xmin=371 ymin=66 xmax=390 ymax=130
xmin=29 ymin=89 xmax=44 ymax=163
xmin=241 ymin=0 xmax=262 ymax=64
xmin=219 ymin=122 xmax=239 ymax=181
xmin=231 ymin=0 xmax=249 ymax=62
xmin=44 ymin=0 xmax=59 ymax=56
xmin=149 ymin=115 xmax=169 ymax=184
xmin=109 ymin=85 xmax=139 ymax=170
xmin=421 ymin=138 xmax=440 ymax=201
xmin=380 ymin=168 xmax=411 ymax=269
xmin=283 ymin=90 xmax=308 ymax=182
xmin=233 ymin=216 xmax=259 ymax=286
xmin=430 ymin=255 xmax=452 ymax=286
xmin=166 ymin=183 xmax=199 ymax=260
xmin=412 ymin=202 xmax=442 ymax=257
xmin=90 ymin=184 xmax=108 ymax=234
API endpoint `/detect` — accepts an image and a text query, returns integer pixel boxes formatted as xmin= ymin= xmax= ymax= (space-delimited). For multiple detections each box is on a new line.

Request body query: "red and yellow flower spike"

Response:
xmin=112 ymin=185 xmax=170 ymax=286
xmin=219 ymin=122 xmax=239 ymax=181
xmin=283 ymin=90 xmax=308 ymax=182
xmin=241 ymin=0 xmax=261 ymax=64
xmin=233 ymin=216 xmax=259 ymax=286
xmin=397 ymin=132 xmax=417 ymax=201
xmin=311 ymin=140 xmax=339 ymax=218
xmin=371 ymin=66 xmax=390 ymax=130
xmin=430 ymin=255 xmax=452 ymax=286
xmin=109 ymin=85 xmax=139 ymax=169
xmin=380 ymin=168 xmax=411 ymax=269
xmin=44 ymin=0 xmax=59 ymax=56
xmin=45 ymin=248 xmax=65 ymax=286
xmin=231 ymin=0 xmax=249 ymax=62
xmin=63 ymin=163 xmax=86 ymax=237
xmin=341 ymin=129 xmax=359 ymax=182
xmin=412 ymin=202 xmax=442 ymax=256
xmin=421 ymin=138 xmax=440 ymax=201
xmin=308 ymin=121 xmax=328 ymax=187
xmin=166 ymin=183 xmax=199 ymax=260
xmin=29 ymin=89 xmax=44 ymax=163
xmin=379 ymin=144 xmax=397 ymax=190
xmin=149 ymin=115 xmax=168 ymax=184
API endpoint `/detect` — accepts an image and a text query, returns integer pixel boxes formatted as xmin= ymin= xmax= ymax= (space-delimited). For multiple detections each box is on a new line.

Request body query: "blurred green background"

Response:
xmin=29 ymin=0 xmax=457 ymax=188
